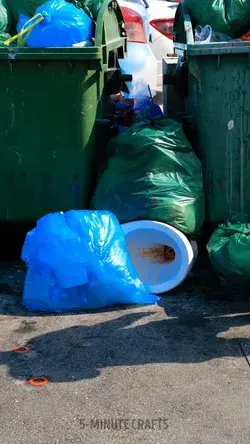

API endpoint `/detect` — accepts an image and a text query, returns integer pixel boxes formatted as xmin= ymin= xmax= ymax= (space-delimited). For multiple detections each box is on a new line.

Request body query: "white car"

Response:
xmin=118 ymin=0 xmax=158 ymax=93
xmin=148 ymin=0 xmax=181 ymax=85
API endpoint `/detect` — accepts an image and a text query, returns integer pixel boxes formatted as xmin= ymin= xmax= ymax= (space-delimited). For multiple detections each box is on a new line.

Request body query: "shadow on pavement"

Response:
xmin=0 ymin=290 xmax=250 ymax=382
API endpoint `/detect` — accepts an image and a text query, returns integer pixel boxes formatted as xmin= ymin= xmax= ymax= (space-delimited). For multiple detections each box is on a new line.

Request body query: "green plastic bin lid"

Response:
xmin=0 ymin=46 xmax=102 ymax=59
xmin=186 ymin=41 xmax=250 ymax=56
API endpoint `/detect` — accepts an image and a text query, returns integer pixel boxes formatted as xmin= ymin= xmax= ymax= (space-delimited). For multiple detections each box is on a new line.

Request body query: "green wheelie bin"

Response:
xmin=174 ymin=3 xmax=250 ymax=226
xmin=0 ymin=0 xmax=127 ymax=223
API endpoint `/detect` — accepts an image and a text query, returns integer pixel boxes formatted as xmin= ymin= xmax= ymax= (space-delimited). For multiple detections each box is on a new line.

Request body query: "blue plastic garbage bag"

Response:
xmin=22 ymin=213 xmax=89 ymax=289
xmin=22 ymin=210 xmax=159 ymax=312
xmin=17 ymin=0 xmax=93 ymax=48
xmin=133 ymin=84 xmax=163 ymax=119
xmin=124 ymin=82 xmax=163 ymax=120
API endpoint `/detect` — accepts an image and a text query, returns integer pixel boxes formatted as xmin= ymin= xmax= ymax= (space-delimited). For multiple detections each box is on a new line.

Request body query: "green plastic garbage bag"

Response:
xmin=0 ymin=0 xmax=12 ymax=45
xmin=207 ymin=218 xmax=250 ymax=286
xmin=6 ymin=0 xmax=46 ymax=21
xmin=185 ymin=0 xmax=250 ymax=38
xmin=92 ymin=118 xmax=205 ymax=237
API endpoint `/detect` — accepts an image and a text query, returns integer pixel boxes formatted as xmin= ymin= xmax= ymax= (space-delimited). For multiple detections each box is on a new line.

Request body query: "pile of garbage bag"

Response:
xmin=16 ymin=0 xmax=92 ymax=48
xmin=22 ymin=210 xmax=159 ymax=313
xmin=0 ymin=0 xmax=94 ymax=47
xmin=185 ymin=0 xmax=250 ymax=38
xmin=207 ymin=216 xmax=250 ymax=288
xmin=92 ymin=118 xmax=205 ymax=238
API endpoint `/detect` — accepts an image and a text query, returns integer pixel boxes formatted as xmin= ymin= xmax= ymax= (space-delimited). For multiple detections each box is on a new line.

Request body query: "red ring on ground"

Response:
xmin=28 ymin=376 xmax=49 ymax=387
xmin=13 ymin=345 xmax=30 ymax=354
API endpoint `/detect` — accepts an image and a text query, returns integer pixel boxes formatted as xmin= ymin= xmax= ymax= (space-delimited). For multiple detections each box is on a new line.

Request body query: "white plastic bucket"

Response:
xmin=122 ymin=220 xmax=197 ymax=294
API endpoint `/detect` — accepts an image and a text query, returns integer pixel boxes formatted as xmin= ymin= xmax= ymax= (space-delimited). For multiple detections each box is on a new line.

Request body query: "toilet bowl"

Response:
xmin=122 ymin=220 xmax=197 ymax=294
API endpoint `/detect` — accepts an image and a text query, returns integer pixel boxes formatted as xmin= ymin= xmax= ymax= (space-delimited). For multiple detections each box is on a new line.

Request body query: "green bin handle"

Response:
xmin=174 ymin=2 xmax=194 ymax=47
xmin=95 ymin=0 xmax=125 ymax=47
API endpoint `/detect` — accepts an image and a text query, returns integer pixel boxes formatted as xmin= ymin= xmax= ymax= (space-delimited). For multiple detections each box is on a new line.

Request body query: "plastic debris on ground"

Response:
xmin=0 ymin=0 xmax=12 ymax=45
xmin=207 ymin=216 xmax=250 ymax=289
xmin=15 ymin=0 xmax=93 ymax=48
xmin=92 ymin=118 xmax=205 ymax=238
xmin=21 ymin=211 xmax=159 ymax=313
xmin=185 ymin=0 xmax=250 ymax=38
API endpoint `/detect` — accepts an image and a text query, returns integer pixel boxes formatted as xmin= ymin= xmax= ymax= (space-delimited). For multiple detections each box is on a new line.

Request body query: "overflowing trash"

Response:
xmin=185 ymin=0 xmax=250 ymax=38
xmin=21 ymin=211 xmax=159 ymax=313
xmin=14 ymin=0 xmax=93 ymax=48
xmin=92 ymin=118 xmax=205 ymax=238
xmin=3 ymin=0 xmax=250 ymax=306
xmin=195 ymin=25 xmax=234 ymax=44
xmin=169 ymin=1 xmax=250 ymax=291
xmin=207 ymin=217 xmax=250 ymax=288
xmin=0 ymin=0 xmax=95 ymax=47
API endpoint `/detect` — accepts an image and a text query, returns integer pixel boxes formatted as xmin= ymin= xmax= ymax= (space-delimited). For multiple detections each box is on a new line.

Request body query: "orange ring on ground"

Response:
xmin=28 ymin=376 xmax=49 ymax=387
xmin=13 ymin=345 xmax=30 ymax=354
